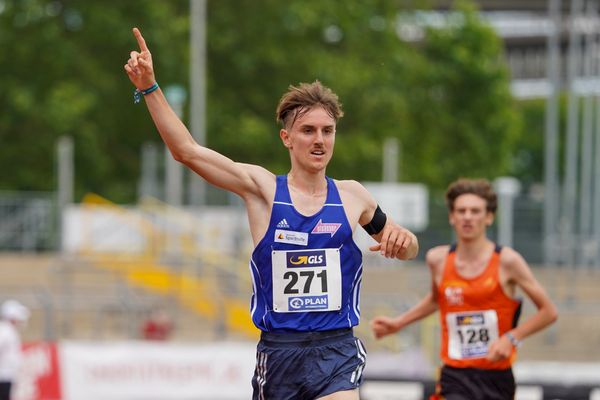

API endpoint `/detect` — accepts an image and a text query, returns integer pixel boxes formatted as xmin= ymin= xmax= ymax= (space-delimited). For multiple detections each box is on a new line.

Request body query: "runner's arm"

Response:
xmin=370 ymin=248 xmax=443 ymax=339
xmin=370 ymin=292 xmax=437 ymax=339
xmin=502 ymin=249 xmax=558 ymax=342
xmin=352 ymin=183 xmax=418 ymax=260
xmin=487 ymin=249 xmax=558 ymax=361
xmin=124 ymin=27 xmax=269 ymax=199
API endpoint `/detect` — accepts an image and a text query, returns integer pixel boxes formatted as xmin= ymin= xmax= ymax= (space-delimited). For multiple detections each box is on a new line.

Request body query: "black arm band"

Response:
xmin=362 ymin=205 xmax=387 ymax=235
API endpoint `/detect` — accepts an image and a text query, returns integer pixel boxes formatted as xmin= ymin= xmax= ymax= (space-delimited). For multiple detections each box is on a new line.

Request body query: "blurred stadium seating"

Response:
xmin=1 ymin=189 xmax=598 ymax=364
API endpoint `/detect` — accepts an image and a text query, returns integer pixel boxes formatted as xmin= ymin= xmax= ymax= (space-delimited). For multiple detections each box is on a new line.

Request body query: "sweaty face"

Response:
xmin=449 ymin=194 xmax=494 ymax=241
xmin=280 ymin=106 xmax=336 ymax=173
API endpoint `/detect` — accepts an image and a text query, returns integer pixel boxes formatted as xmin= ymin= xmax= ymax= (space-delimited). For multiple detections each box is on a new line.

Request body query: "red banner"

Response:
xmin=14 ymin=342 xmax=62 ymax=400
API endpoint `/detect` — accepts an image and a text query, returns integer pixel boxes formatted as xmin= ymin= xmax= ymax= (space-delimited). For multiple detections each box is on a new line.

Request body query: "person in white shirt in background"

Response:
xmin=0 ymin=300 xmax=30 ymax=400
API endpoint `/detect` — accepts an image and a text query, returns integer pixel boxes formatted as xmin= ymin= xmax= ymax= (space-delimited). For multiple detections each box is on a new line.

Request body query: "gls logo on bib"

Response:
xmin=286 ymin=250 xmax=326 ymax=268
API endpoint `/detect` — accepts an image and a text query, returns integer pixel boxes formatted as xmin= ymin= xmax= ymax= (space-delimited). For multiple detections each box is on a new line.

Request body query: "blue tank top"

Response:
xmin=249 ymin=175 xmax=363 ymax=332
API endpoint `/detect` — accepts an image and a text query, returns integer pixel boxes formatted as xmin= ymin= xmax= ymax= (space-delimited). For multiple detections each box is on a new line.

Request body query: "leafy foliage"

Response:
xmin=0 ymin=0 xmax=525 ymax=203
xmin=0 ymin=0 xmax=189 ymax=202
xmin=408 ymin=1 xmax=520 ymax=189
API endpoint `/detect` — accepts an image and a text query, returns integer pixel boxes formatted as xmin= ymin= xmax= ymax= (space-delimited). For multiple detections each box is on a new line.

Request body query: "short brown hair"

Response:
xmin=445 ymin=178 xmax=497 ymax=213
xmin=275 ymin=80 xmax=344 ymax=129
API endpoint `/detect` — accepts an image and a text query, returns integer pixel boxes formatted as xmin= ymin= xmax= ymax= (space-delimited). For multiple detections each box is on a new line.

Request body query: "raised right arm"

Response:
xmin=142 ymin=88 xmax=272 ymax=197
xmin=124 ymin=27 xmax=272 ymax=200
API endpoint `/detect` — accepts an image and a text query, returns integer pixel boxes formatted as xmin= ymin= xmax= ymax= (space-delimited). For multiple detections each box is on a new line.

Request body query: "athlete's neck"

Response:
xmin=453 ymin=238 xmax=495 ymax=278
xmin=287 ymin=171 xmax=327 ymax=196
xmin=455 ymin=237 xmax=494 ymax=261
xmin=286 ymin=172 xmax=328 ymax=216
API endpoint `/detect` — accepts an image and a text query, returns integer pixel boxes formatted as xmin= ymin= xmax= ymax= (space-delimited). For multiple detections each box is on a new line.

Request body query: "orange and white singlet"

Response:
xmin=437 ymin=244 xmax=521 ymax=370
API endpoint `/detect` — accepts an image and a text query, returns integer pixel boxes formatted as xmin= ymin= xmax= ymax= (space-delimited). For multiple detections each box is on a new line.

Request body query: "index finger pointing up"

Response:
xmin=133 ymin=27 xmax=149 ymax=52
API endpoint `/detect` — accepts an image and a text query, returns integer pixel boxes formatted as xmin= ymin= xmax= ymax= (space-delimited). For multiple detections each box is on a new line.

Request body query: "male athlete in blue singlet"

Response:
xmin=125 ymin=27 xmax=419 ymax=399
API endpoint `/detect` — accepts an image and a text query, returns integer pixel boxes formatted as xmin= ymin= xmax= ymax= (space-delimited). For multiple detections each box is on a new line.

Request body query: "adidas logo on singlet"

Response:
xmin=276 ymin=219 xmax=290 ymax=229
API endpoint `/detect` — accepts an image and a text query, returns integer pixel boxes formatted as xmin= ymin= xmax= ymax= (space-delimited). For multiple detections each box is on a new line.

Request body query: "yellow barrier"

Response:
xmin=79 ymin=193 xmax=258 ymax=339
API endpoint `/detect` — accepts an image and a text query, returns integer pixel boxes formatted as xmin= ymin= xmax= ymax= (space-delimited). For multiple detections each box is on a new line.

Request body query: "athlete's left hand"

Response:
xmin=486 ymin=335 xmax=513 ymax=361
xmin=369 ymin=221 xmax=418 ymax=259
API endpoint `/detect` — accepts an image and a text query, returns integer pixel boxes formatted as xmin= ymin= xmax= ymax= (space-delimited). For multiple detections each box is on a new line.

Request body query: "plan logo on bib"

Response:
xmin=289 ymin=295 xmax=329 ymax=310
xmin=311 ymin=219 xmax=341 ymax=237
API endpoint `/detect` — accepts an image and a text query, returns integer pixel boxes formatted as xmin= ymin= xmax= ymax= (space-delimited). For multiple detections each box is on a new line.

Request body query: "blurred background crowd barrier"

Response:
xmin=1 ymin=184 xmax=600 ymax=399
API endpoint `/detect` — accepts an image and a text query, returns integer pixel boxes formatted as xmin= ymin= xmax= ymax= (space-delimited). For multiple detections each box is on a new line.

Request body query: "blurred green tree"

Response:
xmin=0 ymin=0 xmax=523 ymax=202
xmin=406 ymin=0 xmax=521 ymax=190
xmin=207 ymin=0 xmax=417 ymax=182
xmin=207 ymin=0 xmax=521 ymax=191
xmin=0 ymin=0 xmax=189 ymax=202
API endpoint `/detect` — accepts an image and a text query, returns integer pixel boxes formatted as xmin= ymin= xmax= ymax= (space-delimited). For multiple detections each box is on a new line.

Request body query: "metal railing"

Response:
xmin=0 ymin=191 xmax=58 ymax=252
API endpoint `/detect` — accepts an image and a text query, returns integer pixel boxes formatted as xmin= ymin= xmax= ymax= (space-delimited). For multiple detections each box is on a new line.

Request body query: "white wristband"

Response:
xmin=505 ymin=332 xmax=522 ymax=348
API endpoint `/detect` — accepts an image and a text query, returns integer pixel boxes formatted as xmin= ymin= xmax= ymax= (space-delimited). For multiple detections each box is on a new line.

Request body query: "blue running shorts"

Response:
xmin=252 ymin=328 xmax=367 ymax=400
